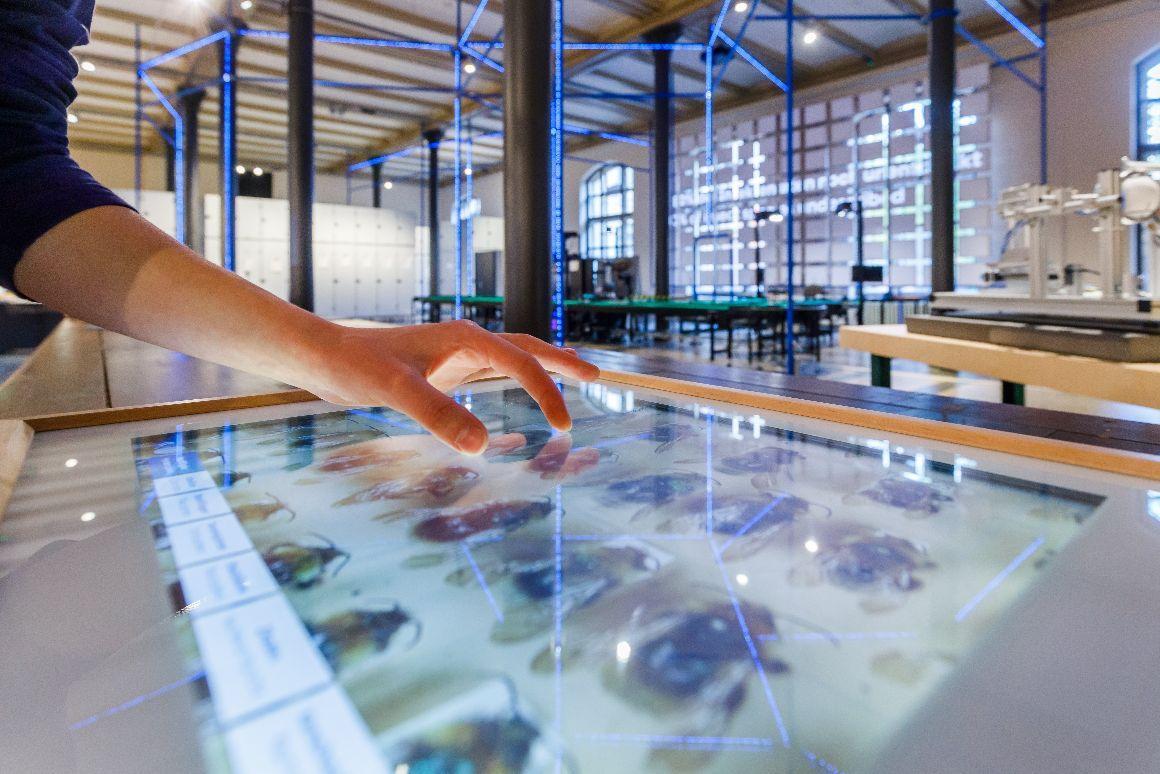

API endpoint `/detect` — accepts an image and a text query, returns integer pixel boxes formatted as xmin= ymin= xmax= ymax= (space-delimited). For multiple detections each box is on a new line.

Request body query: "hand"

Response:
xmin=307 ymin=320 xmax=600 ymax=454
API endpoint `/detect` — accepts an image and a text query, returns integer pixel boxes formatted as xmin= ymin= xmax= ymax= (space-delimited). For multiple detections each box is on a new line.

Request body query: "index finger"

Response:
xmin=480 ymin=335 xmax=573 ymax=431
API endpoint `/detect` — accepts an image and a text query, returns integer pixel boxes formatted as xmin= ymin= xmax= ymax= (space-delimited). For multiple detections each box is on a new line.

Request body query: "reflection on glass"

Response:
xmin=130 ymin=383 xmax=1102 ymax=773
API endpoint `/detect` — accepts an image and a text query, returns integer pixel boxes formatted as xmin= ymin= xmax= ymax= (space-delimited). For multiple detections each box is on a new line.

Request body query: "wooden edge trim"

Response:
xmin=0 ymin=420 xmax=34 ymax=524
xmin=23 ymin=389 xmax=319 ymax=432
xmin=598 ymin=369 xmax=1160 ymax=481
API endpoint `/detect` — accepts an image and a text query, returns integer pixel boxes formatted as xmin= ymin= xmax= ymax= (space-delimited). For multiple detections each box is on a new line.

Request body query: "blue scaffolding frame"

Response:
xmin=137 ymin=0 xmax=1049 ymax=370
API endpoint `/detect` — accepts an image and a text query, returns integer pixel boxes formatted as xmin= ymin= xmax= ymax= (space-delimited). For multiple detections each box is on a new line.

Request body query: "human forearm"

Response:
xmin=13 ymin=205 xmax=599 ymax=453
xmin=14 ymin=205 xmax=343 ymax=394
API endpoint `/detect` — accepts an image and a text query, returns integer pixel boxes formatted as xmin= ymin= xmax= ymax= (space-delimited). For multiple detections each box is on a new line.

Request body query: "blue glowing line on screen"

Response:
xmin=346 ymin=408 xmax=414 ymax=432
xmin=579 ymin=732 xmax=775 ymax=750
xmin=704 ymin=412 xmax=714 ymax=537
xmin=70 ymin=670 xmax=206 ymax=731
xmin=553 ymin=483 xmax=564 ymax=772
xmin=138 ymin=490 xmax=156 ymax=513
xmin=138 ymin=31 xmax=227 ymax=71
xmin=717 ymin=493 xmax=788 ymax=554
xmin=954 ymin=535 xmax=1045 ymax=622
xmin=563 ymin=533 xmax=707 ymax=542
xmin=460 ymin=542 xmax=503 ymax=621
xmin=981 ymin=0 xmax=1044 ymax=48
xmin=551 ymin=0 xmax=566 ymax=347
xmin=757 ymin=630 xmax=917 ymax=643
xmin=717 ymin=32 xmax=789 ymax=93
xmin=708 ymin=537 xmax=791 ymax=747
xmin=459 ymin=0 xmax=489 ymax=46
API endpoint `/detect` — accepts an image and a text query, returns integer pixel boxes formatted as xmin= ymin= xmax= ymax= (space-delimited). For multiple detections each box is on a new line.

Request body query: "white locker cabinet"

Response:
xmin=333 ymin=247 xmax=358 ymax=318
xmin=236 ymin=239 xmax=264 ymax=287
xmin=260 ymin=199 xmax=290 ymax=242
xmin=312 ymin=243 xmax=334 ymax=318
xmin=353 ymin=245 xmax=377 ymax=317
xmin=262 ymin=240 xmax=289 ymax=301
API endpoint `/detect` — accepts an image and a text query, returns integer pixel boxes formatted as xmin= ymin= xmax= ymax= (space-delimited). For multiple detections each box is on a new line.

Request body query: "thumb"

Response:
xmin=386 ymin=373 xmax=489 ymax=454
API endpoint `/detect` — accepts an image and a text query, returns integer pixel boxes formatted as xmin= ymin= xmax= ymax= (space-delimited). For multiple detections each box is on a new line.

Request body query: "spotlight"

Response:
xmin=80 ymin=60 xmax=96 ymax=72
xmin=803 ymin=29 xmax=820 ymax=45
xmin=464 ymin=167 xmax=473 ymax=177
xmin=733 ymin=1 xmax=748 ymax=12
xmin=463 ymin=62 xmax=477 ymax=74
xmin=67 ymin=112 xmax=78 ymax=124
xmin=383 ymin=180 xmax=394 ymax=190
xmin=81 ymin=511 xmax=96 ymax=522
xmin=252 ymin=166 xmax=263 ymax=176
xmin=236 ymin=164 xmax=246 ymax=174
xmin=240 ymin=0 xmax=252 ymax=7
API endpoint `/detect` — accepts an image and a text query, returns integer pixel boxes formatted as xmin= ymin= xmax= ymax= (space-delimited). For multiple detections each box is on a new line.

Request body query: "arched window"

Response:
xmin=1139 ymin=49 xmax=1160 ymax=162
xmin=580 ymin=163 xmax=634 ymax=260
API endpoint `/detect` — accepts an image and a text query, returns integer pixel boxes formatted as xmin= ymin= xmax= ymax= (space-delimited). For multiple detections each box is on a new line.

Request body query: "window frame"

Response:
xmin=579 ymin=162 xmax=636 ymax=262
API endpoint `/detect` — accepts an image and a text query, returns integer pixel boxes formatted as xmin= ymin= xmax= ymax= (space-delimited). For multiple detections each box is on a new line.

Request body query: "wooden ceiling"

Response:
xmin=67 ymin=0 xmax=1118 ymax=182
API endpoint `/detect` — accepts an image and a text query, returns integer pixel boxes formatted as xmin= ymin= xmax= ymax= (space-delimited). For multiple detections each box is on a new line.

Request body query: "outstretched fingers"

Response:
xmin=498 ymin=333 xmax=600 ymax=382
xmin=480 ymin=336 xmax=574 ymax=431
xmin=386 ymin=371 xmax=490 ymax=454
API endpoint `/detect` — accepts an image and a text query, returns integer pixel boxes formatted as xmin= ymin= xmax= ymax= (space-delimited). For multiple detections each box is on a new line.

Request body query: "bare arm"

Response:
xmin=13 ymin=205 xmax=599 ymax=454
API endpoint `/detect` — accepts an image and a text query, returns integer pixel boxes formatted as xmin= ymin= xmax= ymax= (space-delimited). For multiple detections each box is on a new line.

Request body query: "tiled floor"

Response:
xmin=577 ymin=330 xmax=1160 ymax=425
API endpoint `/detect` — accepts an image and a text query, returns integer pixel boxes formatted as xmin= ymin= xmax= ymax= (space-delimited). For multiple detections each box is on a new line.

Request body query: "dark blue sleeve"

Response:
xmin=0 ymin=0 xmax=133 ymax=294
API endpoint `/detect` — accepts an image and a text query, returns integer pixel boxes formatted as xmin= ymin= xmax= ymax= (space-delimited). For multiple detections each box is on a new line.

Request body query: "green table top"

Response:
xmin=415 ymin=296 xmax=848 ymax=311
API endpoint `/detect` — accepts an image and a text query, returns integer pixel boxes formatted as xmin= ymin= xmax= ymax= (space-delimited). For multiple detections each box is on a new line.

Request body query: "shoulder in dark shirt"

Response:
xmin=0 ymin=0 xmax=132 ymax=293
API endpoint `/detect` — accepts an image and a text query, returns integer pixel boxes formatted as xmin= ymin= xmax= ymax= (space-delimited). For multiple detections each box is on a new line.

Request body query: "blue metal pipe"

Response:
xmin=221 ymin=32 xmax=236 ymax=272
xmin=552 ymin=0 xmax=565 ymax=345
xmin=139 ymin=30 xmax=228 ymax=72
xmin=454 ymin=43 xmax=463 ymax=320
xmin=564 ymin=90 xmax=703 ymax=101
xmin=717 ymin=32 xmax=788 ymax=92
xmin=240 ymin=28 xmax=456 ymax=50
xmin=462 ymin=44 xmax=504 ymax=72
xmin=459 ymin=0 xmax=489 ymax=47
xmin=714 ymin=0 xmax=759 ymax=89
xmin=981 ymin=0 xmax=1044 ymax=48
xmin=955 ymin=24 xmax=1039 ymax=90
xmin=708 ymin=0 xmax=731 ymax=46
xmin=349 ymin=145 xmax=418 ymax=171
xmin=754 ymin=13 xmax=921 ymax=21
xmin=465 ymin=40 xmax=703 ymax=51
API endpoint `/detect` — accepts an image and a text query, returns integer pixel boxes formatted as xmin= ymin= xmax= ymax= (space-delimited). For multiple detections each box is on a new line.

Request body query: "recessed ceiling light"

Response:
xmin=733 ymin=1 xmax=749 ymax=12
xmin=240 ymin=0 xmax=253 ymax=8
xmin=463 ymin=62 xmax=476 ymax=74
xmin=383 ymin=180 xmax=394 ymax=189
xmin=65 ymin=458 xmax=78 ymax=468
xmin=235 ymin=164 xmax=246 ymax=174
xmin=81 ymin=511 xmax=96 ymax=522
xmin=464 ymin=167 xmax=473 ymax=177
xmin=80 ymin=60 xmax=96 ymax=72
xmin=803 ymin=29 xmax=820 ymax=45
xmin=67 ymin=112 xmax=78 ymax=124
xmin=252 ymin=166 xmax=263 ymax=176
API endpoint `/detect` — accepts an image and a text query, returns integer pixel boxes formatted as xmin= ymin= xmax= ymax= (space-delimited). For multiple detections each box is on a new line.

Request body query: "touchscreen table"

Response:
xmin=109 ymin=379 xmax=1118 ymax=774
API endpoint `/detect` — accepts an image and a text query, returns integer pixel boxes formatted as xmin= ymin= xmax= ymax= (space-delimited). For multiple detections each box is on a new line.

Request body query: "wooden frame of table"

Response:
xmin=840 ymin=324 xmax=1160 ymax=409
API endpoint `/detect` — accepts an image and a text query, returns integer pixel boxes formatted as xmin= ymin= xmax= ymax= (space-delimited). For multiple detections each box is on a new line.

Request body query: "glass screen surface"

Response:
xmin=129 ymin=381 xmax=1101 ymax=774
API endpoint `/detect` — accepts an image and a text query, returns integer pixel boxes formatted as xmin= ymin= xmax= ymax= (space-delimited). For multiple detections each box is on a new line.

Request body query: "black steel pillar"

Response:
xmin=645 ymin=23 xmax=681 ymax=300
xmin=371 ymin=163 xmax=382 ymax=208
xmin=288 ymin=0 xmax=314 ymax=310
xmin=177 ymin=85 xmax=205 ymax=254
xmin=928 ymin=0 xmax=956 ymax=294
xmin=423 ymin=128 xmax=444 ymax=311
xmin=502 ymin=0 xmax=552 ymax=340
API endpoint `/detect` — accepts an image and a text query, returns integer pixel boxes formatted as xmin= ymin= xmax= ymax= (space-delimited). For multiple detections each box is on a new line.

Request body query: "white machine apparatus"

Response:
xmin=932 ymin=157 xmax=1160 ymax=323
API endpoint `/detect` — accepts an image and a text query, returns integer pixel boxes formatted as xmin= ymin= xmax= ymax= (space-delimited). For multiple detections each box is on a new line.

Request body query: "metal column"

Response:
xmin=928 ymin=0 xmax=956 ymax=294
xmin=502 ymin=0 xmax=552 ymax=340
xmin=177 ymin=86 xmax=205 ymax=254
xmin=288 ymin=0 xmax=315 ymax=311
xmin=371 ymin=164 xmax=382 ymax=208
xmin=646 ymin=23 xmax=681 ymax=300
xmin=423 ymin=128 xmax=444 ymax=311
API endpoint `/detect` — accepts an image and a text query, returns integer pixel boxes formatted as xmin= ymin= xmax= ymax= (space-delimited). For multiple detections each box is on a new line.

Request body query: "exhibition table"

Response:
xmin=2 ymin=321 xmax=1159 ymax=773
xmin=840 ymin=324 xmax=1160 ymax=409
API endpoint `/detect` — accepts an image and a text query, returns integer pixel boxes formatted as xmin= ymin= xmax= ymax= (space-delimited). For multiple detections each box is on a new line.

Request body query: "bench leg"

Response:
xmin=870 ymin=355 xmax=892 ymax=388
xmin=1001 ymin=380 xmax=1025 ymax=406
